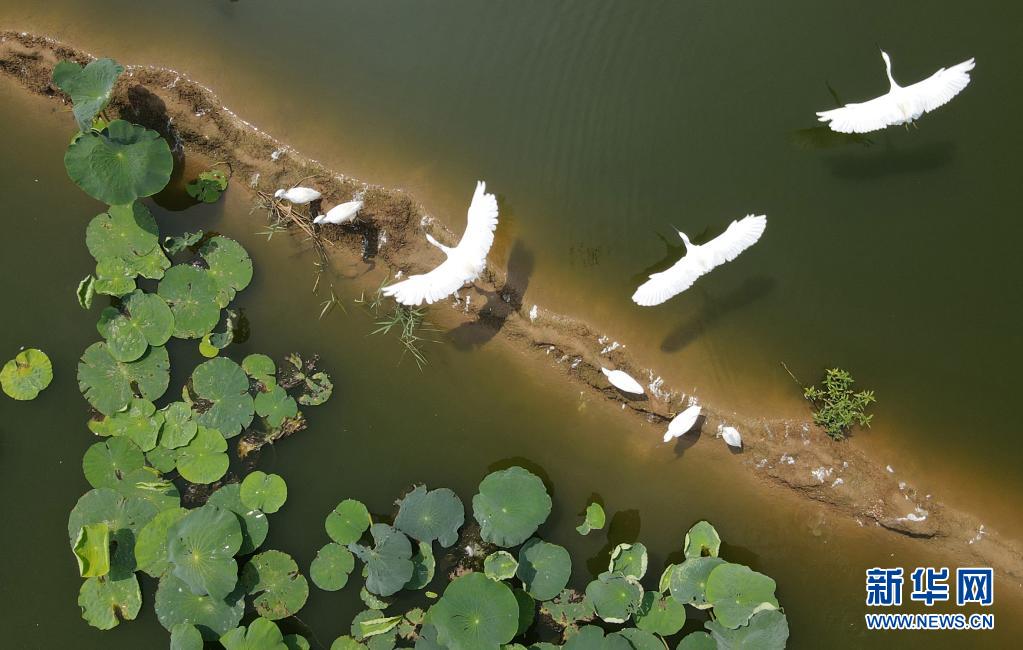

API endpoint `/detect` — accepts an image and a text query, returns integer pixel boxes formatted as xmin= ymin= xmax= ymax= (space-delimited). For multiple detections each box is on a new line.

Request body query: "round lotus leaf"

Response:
xmin=73 ymin=522 xmax=111 ymax=578
xmin=241 ymin=550 xmax=310 ymax=620
xmin=585 ymin=572 xmax=643 ymax=624
xmin=191 ymin=357 xmax=254 ymax=437
xmin=540 ymin=589 xmax=594 ymax=628
xmin=77 ymin=342 xmax=169 ymax=415
xmin=208 ymin=483 xmax=270 ymax=555
xmin=285 ymin=634 xmax=312 ymax=650
xmin=155 ymin=573 xmax=245 ymax=639
xmin=405 ymin=540 xmax=436 ymax=590
xmin=78 ymin=573 xmax=141 ymax=630
xmin=472 ymin=466 xmax=552 ymax=547
xmin=239 ymin=471 xmax=288 ymax=514
xmin=608 ymin=542 xmax=648 ymax=580
xmin=576 ymin=502 xmax=605 ymax=536
xmin=563 ymin=625 xmax=631 ymax=650
xmin=51 ymin=58 xmax=122 ymax=131
xmin=146 ymin=444 xmax=178 ymax=473
xmin=394 ymin=485 xmax=464 ymax=548
xmin=160 ymin=401 xmax=198 ymax=448
xmin=326 ymin=499 xmax=372 ymax=544
xmin=350 ymin=524 xmax=414 ymax=597
xmin=96 ymin=290 xmax=174 ymax=362
xmin=427 ymin=572 xmax=518 ymax=649
xmin=484 ymin=550 xmax=518 ymax=581
xmin=68 ymin=487 xmax=159 ymax=577
xmin=221 ymin=617 xmax=287 ymax=650
xmin=171 ymin=623 xmax=205 ymax=650
xmin=167 ymin=504 xmax=243 ymax=599
xmin=634 ymin=591 xmax=686 ymax=636
xmin=310 ymin=543 xmax=356 ymax=591
xmin=159 ymin=265 xmax=222 ymax=339
xmin=82 ymin=437 xmax=145 ymax=488
xmin=669 ymin=556 xmax=725 ymax=609
xmin=704 ymin=609 xmax=789 ymax=649
xmin=676 ymin=631 xmax=716 ymax=650
xmin=254 ymin=386 xmax=298 ymax=428
xmin=613 ymin=629 xmax=663 ymax=650
xmin=684 ymin=521 xmax=721 ymax=559
xmin=517 ymin=538 xmax=571 ymax=601
xmin=94 ymin=255 xmax=137 ymax=297
xmin=87 ymin=398 xmax=164 ymax=451
xmin=1 ymin=348 xmax=53 ymax=400
xmin=134 ymin=506 xmax=187 ymax=578
xmin=201 ymin=236 xmax=253 ymax=307
xmin=331 ymin=637 xmax=366 ymax=650
xmin=109 ymin=466 xmax=179 ymax=512
xmin=85 ymin=202 xmax=158 ymax=261
xmin=176 ymin=426 xmax=229 ymax=484
xmin=65 ymin=119 xmax=173 ymax=204
xmin=704 ymin=563 xmax=779 ymax=629
xmin=243 ymin=353 xmax=276 ymax=383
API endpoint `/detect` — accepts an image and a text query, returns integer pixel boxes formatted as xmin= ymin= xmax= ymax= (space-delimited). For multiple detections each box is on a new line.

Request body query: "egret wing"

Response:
xmin=816 ymin=94 xmax=906 ymax=134
xmin=453 ymin=180 xmax=499 ymax=262
xmin=703 ymin=214 xmax=767 ymax=266
xmin=631 ymin=256 xmax=706 ymax=306
xmin=381 ymin=258 xmax=469 ymax=306
xmin=904 ymin=58 xmax=975 ymax=113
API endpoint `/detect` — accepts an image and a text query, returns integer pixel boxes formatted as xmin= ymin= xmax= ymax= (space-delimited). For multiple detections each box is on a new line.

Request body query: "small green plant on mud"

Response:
xmin=357 ymin=279 xmax=437 ymax=368
xmin=803 ymin=368 xmax=876 ymax=440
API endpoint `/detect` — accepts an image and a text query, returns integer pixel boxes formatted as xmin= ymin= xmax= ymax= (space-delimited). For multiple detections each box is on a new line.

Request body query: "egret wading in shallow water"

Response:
xmin=632 ymin=215 xmax=767 ymax=306
xmin=719 ymin=425 xmax=742 ymax=449
xmin=382 ymin=181 xmax=498 ymax=306
xmin=274 ymin=186 xmax=322 ymax=204
xmin=601 ymin=367 xmax=645 ymax=395
xmin=314 ymin=200 xmax=363 ymax=225
xmin=664 ymin=405 xmax=701 ymax=442
xmin=816 ymin=50 xmax=975 ymax=134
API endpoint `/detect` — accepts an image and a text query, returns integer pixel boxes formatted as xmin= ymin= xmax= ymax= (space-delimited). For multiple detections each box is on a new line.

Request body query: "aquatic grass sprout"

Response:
xmin=803 ymin=367 xmax=876 ymax=440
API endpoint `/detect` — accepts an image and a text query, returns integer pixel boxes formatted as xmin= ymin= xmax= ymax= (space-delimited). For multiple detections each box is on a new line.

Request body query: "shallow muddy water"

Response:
xmin=1 ymin=1 xmax=1022 ymax=647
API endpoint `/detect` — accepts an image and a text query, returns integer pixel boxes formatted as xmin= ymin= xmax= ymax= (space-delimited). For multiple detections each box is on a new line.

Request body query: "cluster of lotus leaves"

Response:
xmin=1 ymin=348 xmax=53 ymax=400
xmin=86 ymin=202 xmax=170 ymax=297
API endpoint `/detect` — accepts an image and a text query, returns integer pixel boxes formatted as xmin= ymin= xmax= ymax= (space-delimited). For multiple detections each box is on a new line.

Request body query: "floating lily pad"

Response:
xmin=146 ymin=444 xmax=178 ymax=474
xmin=52 ymin=58 xmax=122 ymax=131
xmin=155 ymin=573 xmax=245 ymax=639
xmin=78 ymin=573 xmax=141 ymax=630
xmin=167 ymin=504 xmax=243 ymax=599
xmin=613 ymin=628 xmax=663 ymax=650
xmin=159 ymin=265 xmax=222 ymax=339
xmin=405 ymin=541 xmax=436 ymax=590
xmin=563 ymin=626 xmax=631 ymax=650
xmin=684 ymin=521 xmax=721 ymax=559
xmin=330 ymin=636 xmax=366 ymax=650
xmin=585 ymin=572 xmax=643 ymax=624
xmin=221 ymin=617 xmax=288 ymax=650
xmin=187 ymin=169 xmax=229 ymax=204
xmin=171 ymin=623 xmax=205 ymax=650
xmin=176 ymin=426 xmax=229 ymax=484
xmin=350 ymin=524 xmax=414 ymax=597
xmin=326 ymin=499 xmax=372 ymax=545
xmin=540 ymin=589 xmax=594 ymax=630
xmin=576 ymin=502 xmax=605 ymax=536
xmin=243 ymin=354 xmax=276 ymax=386
xmin=310 ymin=543 xmax=356 ymax=591
xmin=517 ymin=538 xmax=571 ymax=601
xmin=395 ymin=485 xmax=464 ymax=548
xmin=704 ymin=563 xmax=779 ymax=629
xmin=285 ymin=634 xmax=312 ymax=650
xmin=82 ymin=437 xmax=145 ymax=489
xmin=1 ymin=348 xmax=52 ymax=400
xmin=608 ymin=542 xmax=648 ymax=580
xmin=240 ymin=471 xmax=288 ymax=514
xmin=201 ymin=236 xmax=252 ymax=307
xmin=97 ymin=290 xmax=174 ymax=362
xmin=109 ymin=466 xmax=180 ymax=511
xmin=88 ymin=398 xmax=164 ymax=451
xmin=86 ymin=201 xmax=159 ymax=260
xmin=669 ymin=556 xmax=725 ymax=609
xmin=160 ymin=402 xmax=198 ymax=448
xmin=77 ymin=342 xmax=169 ymax=415
xmin=633 ymin=591 xmax=686 ymax=636
xmin=68 ymin=487 xmax=160 ymax=577
xmin=427 ymin=572 xmax=519 ymax=650
xmin=65 ymin=119 xmax=173 ymax=204
xmin=484 ymin=551 xmax=518 ymax=581
xmin=254 ymin=386 xmax=298 ymax=428
xmin=134 ymin=506 xmax=188 ymax=578
xmin=78 ymin=274 xmax=96 ymax=309
xmin=513 ymin=587 xmax=536 ymax=637
xmin=351 ymin=608 xmax=399 ymax=643
xmin=705 ymin=608 xmax=789 ymax=649
xmin=241 ymin=550 xmax=310 ymax=620
xmin=190 ymin=357 xmax=254 ymax=437
xmin=207 ymin=483 xmax=270 ymax=555
xmin=298 ymin=371 xmax=333 ymax=406
xmin=73 ymin=522 xmax=111 ymax=577
xmin=94 ymin=255 xmax=137 ymax=297
xmin=676 ymin=631 xmax=716 ymax=650
xmin=472 ymin=466 xmax=552 ymax=547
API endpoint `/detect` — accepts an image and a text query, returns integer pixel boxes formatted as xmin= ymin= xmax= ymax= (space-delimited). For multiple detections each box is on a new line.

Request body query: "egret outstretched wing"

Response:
xmin=910 ymin=58 xmax=975 ymax=113
xmin=380 ymin=257 xmax=469 ymax=306
xmin=816 ymin=95 xmax=908 ymax=135
xmin=456 ymin=180 xmax=499 ymax=256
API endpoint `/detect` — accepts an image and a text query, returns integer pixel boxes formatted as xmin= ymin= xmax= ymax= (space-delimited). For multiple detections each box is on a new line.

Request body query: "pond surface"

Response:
xmin=1 ymin=1 xmax=1021 ymax=647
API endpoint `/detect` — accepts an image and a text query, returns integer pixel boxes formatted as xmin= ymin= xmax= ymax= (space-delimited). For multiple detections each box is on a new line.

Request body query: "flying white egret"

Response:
xmin=313 ymin=200 xmax=363 ymax=225
xmin=601 ymin=367 xmax=645 ymax=395
xmin=663 ymin=405 xmax=701 ymax=442
xmin=274 ymin=186 xmax=322 ymax=204
xmin=632 ymin=215 xmax=767 ymax=306
xmin=381 ymin=181 xmax=498 ymax=306
xmin=816 ymin=50 xmax=975 ymax=134
xmin=719 ymin=425 xmax=742 ymax=449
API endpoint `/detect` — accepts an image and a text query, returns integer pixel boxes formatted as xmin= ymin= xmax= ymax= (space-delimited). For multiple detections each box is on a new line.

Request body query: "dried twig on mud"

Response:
xmin=255 ymin=190 xmax=330 ymax=263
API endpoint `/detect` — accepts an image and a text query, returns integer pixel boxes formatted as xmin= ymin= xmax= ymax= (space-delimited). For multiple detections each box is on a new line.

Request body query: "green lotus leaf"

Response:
xmin=155 ymin=573 xmax=245 ymax=639
xmin=359 ymin=587 xmax=390 ymax=611
xmin=82 ymin=437 xmax=145 ymax=489
xmin=94 ymin=255 xmax=136 ymax=297
xmin=186 ymin=170 xmax=229 ymax=204
xmin=221 ymin=617 xmax=288 ymax=650
xmin=160 ymin=401 xmax=198 ymax=448
xmin=484 ymin=550 xmax=518 ymax=581
xmin=633 ymin=591 xmax=686 ymax=636
xmin=562 ymin=625 xmax=631 ymax=650
xmin=65 ymin=119 xmax=173 ymax=204
xmin=167 ymin=504 xmax=243 ymax=599
xmin=159 ymin=265 xmax=222 ymax=339
xmin=87 ymin=397 xmax=164 ymax=451
xmin=705 ymin=609 xmax=789 ymax=649
xmin=704 ymin=563 xmax=779 ymax=629
xmin=584 ymin=572 xmax=643 ymax=624
xmin=352 ymin=609 xmax=401 ymax=640
xmin=684 ymin=520 xmax=721 ymax=559
xmin=299 ymin=371 xmax=333 ymax=406
xmin=201 ymin=236 xmax=253 ymax=307
xmin=146 ymin=444 xmax=178 ymax=473
xmin=238 ymin=471 xmax=287 ymax=514
xmin=68 ymin=487 xmax=160 ymax=577
xmin=350 ymin=524 xmax=414 ymax=597
xmin=395 ymin=485 xmax=464 ymax=548
xmin=405 ymin=540 xmax=435 ymax=590
xmin=284 ymin=634 xmax=312 ymax=650
xmin=78 ymin=274 xmax=97 ymax=309
xmin=176 ymin=426 xmax=229 ymax=484
xmin=676 ymin=631 xmax=716 ymax=650
xmin=164 ymin=230 xmax=205 ymax=256
xmin=77 ymin=342 xmax=169 ymax=415
xmin=613 ymin=628 xmax=663 ymax=650
xmin=576 ymin=502 xmax=605 ymax=536
xmin=427 ymin=572 xmax=518 ymax=650
xmin=540 ymin=589 xmax=594 ymax=629
xmin=310 ymin=542 xmax=355 ymax=591
xmin=326 ymin=499 xmax=372 ymax=545
xmin=241 ymin=550 xmax=310 ymax=620
xmin=78 ymin=573 xmax=141 ymax=630
xmin=608 ymin=542 xmax=648 ymax=580
xmin=658 ymin=563 xmax=677 ymax=593
xmin=73 ymin=522 xmax=110 ymax=577
xmin=110 ymin=466 xmax=180 ymax=511
xmin=52 ymin=58 xmax=122 ymax=131
xmin=190 ymin=357 xmax=254 ymax=436
xmin=512 ymin=587 xmax=535 ymax=636
xmin=1 ymin=348 xmax=53 ymax=400
xmin=243 ymin=353 xmax=276 ymax=381
xmin=331 ymin=636 xmax=366 ymax=650
xmin=254 ymin=386 xmax=298 ymax=428
xmin=135 ymin=506 xmax=187 ymax=578
xmin=207 ymin=482 xmax=270 ymax=555
xmin=86 ymin=201 xmax=158 ymax=259
xmin=472 ymin=466 xmax=552 ymax=547
xmin=517 ymin=538 xmax=571 ymax=601
xmin=96 ymin=290 xmax=174 ymax=362
xmin=171 ymin=623 xmax=205 ymax=650
xmin=669 ymin=556 xmax=725 ymax=609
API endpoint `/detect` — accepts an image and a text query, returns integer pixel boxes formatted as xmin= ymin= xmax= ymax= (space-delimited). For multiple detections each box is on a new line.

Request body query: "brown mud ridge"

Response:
xmin=4 ymin=31 xmax=1021 ymax=581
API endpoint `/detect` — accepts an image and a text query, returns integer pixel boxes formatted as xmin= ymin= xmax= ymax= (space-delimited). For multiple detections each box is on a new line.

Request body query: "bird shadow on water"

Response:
xmin=660 ymin=275 xmax=775 ymax=353
xmin=823 ymin=139 xmax=957 ymax=180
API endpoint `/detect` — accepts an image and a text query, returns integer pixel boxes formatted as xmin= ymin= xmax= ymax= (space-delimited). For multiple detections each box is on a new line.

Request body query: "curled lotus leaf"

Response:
xmin=254 ymin=386 xmax=298 ymax=428
xmin=78 ymin=274 xmax=96 ymax=309
xmin=51 ymin=58 xmax=122 ymax=131
xmin=240 ymin=550 xmax=310 ymax=620
xmin=167 ymin=504 xmax=243 ymax=599
xmin=351 ymin=608 xmax=398 ymax=642
xmin=200 ymin=236 xmax=253 ymax=307
xmin=220 ymin=617 xmax=288 ymax=650
xmin=349 ymin=524 xmax=414 ymax=597
xmin=77 ymin=342 xmax=169 ymax=415
xmin=176 ymin=426 xmax=229 ymax=484
xmin=240 ymin=471 xmax=288 ymax=514
xmin=73 ymin=522 xmax=111 ymax=578
xmin=669 ymin=556 xmax=726 ymax=609
xmin=1 ymin=348 xmax=53 ymax=400
xmin=68 ymin=487 xmax=160 ymax=578
xmin=159 ymin=265 xmax=222 ymax=339
xmin=155 ymin=573 xmax=245 ymax=640
xmin=160 ymin=401 xmax=198 ymax=449
xmin=326 ymin=499 xmax=372 ymax=545
xmin=517 ymin=538 xmax=571 ymax=601
xmin=186 ymin=170 xmax=229 ymax=204
xmin=513 ymin=587 xmax=536 ymax=636
xmin=705 ymin=608 xmax=789 ymax=649
xmin=472 ymin=466 xmax=552 ymax=547
xmin=684 ymin=520 xmax=721 ymax=559
xmin=208 ymin=483 xmax=269 ymax=555
xmin=77 ymin=573 xmax=141 ymax=630
xmin=65 ymin=119 xmax=173 ymax=205
xmin=394 ymin=485 xmax=464 ymax=548
xmin=426 ymin=572 xmax=519 ymax=650
xmin=576 ymin=502 xmax=605 ymax=536
xmin=483 ymin=550 xmax=518 ymax=581
xmin=135 ymin=506 xmax=188 ymax=578
xmin=584 ymin=572 xmax=643 ymax=624
xmin=171 ymin=623 xmax=205 ymax=650
xmin=310 ymin=543 xmax=356 ymax=592
xmin=633 ymin=591 xmax=686 ymax=636
xmin=82 ymin=436 xmax=145 ymax=489
xmin=190 ymin=357 xmax=254 ymax=437
xmin=704 ymin=563 xmax=779 ymax=629
xmin=96 ymin=290 xmax=174 ymax=362
xmin=87 ymin=398 xmax=164 ymax=451
xmin=405 ymin=540 xmax=436 ymax=591
xmin=608 ymin=542 xmax=648 ymax=580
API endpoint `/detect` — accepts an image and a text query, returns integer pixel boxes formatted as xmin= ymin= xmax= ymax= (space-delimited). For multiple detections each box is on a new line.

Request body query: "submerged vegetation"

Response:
xmin=803 ymin=368 xmax=877 ymax=440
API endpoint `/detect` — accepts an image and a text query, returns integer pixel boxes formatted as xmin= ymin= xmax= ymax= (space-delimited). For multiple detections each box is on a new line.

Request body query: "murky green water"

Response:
xmin=2 ymin=1 xmax=1022 ymax=647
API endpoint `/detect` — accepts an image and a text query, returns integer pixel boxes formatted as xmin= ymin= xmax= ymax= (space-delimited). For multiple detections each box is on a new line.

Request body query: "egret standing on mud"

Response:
xmin=274 ymin=186 xmax=322 ymax=204
xmin=601 ymin=367 xmax=645 ymax=395
xmin=314 ymin=199 xmax=363 ymax=225
xmin=719 ymin=425 xmax=742 ymax=449
xmin=664 ymin=404 xmax=701 ymax=442
xmin=632 ymin=215 xmax=767 ymax=306
xmin=817 ymin=50 xmax=975 ymax=134
xmin=382 ymin=181 xmax=499 ymax=306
